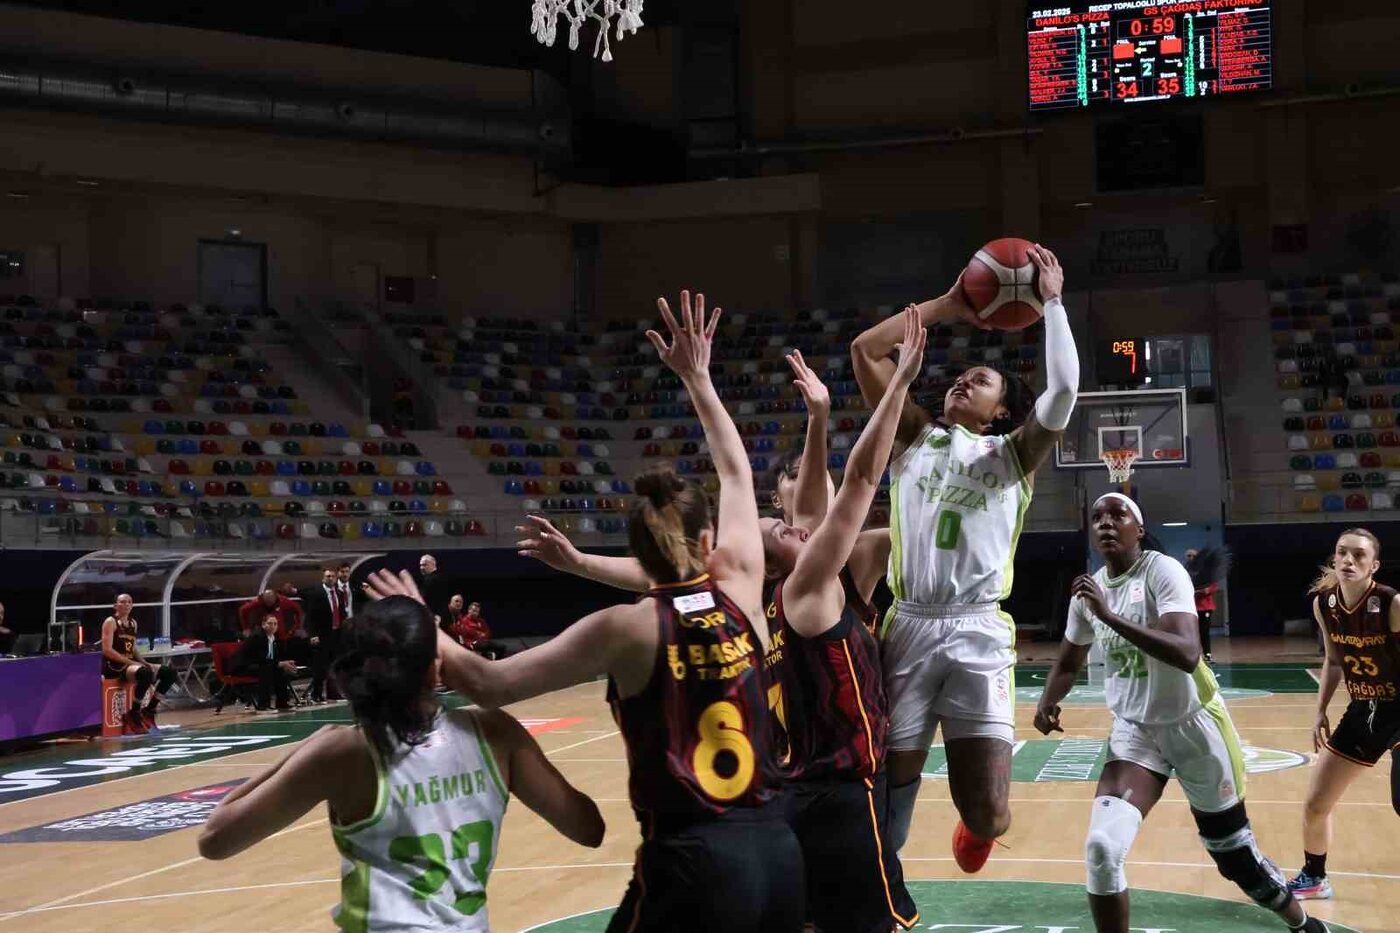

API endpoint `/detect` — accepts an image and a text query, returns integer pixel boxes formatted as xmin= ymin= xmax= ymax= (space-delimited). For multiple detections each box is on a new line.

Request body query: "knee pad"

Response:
xmin=155 ymin=665 xmax=177 ymax=693
xmin=1085 ymin=795 xmax=1141 ymax=896
xmin=1200 ymin=821 xmax=1290 ymax=911
xmin=133 ymin=664 xmax=153 ymax=693
xmin=886 ymin=777 xmax=921 ymax=853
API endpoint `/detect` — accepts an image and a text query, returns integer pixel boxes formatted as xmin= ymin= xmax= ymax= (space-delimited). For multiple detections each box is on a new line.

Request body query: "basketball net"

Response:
xmin=531 ymin=0 xmax=644 ymax=62
xmin=1101 ymin=448 xmax=1139 ymax=486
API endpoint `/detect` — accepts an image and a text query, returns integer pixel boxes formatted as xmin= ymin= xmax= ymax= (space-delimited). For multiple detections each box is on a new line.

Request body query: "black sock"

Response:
xmin=1303 ymin=851 xmax=1327 ymax=879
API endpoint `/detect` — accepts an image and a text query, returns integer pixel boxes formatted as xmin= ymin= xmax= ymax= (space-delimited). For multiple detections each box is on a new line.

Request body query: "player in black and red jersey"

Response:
xmin=758 ymin=306 xmax=925 ymax=932
xmin=369 ymin=291 xmax=801 ymax=932
xmin=1288 ymin=527 xmax=1400 ymax=901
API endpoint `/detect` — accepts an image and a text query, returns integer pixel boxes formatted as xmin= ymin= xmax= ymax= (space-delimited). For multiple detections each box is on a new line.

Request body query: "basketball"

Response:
xmin=960 ymin=237 xmax=1044 ymax=331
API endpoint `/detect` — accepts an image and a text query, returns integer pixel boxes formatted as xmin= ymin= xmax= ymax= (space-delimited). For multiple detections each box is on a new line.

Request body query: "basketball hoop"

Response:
xmin=1101 ymin=448 xmax=1140 ymax=485
xmin=531 ymin=0 xmax=644 ymax=62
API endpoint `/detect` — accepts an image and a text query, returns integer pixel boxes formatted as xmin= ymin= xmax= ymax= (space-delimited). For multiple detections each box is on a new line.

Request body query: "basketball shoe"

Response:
xmin=952 ymin=821 xmax=995 ymax=873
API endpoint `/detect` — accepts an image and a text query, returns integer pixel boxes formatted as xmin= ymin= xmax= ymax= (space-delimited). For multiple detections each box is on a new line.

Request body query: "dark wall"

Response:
xmin=1225 ymin=522 xmax=1400 ymax=636
xmin=0 ymin=550 xmax=85 ymax=640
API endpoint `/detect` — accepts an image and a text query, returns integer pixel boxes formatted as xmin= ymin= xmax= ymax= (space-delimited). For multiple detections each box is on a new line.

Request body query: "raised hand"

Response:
xmin=363 ymin=569 xmax=426 ymax=605
xmin=646 ymin=290 xmax=720 ymax=384
xmin=785 ymin=349 xmax=830 ymax=415
xmin=945 ymin=274 xmax=994 ymax=332
xmin=1072 ymin=574 xmax=1111 ymax=622
xmin=892 ymin=305 xmax=927 ymax=388
xmin=516 ymin=514 xmax=582 ymax=573
xmin=1029 ymin=243 xmax=1064 ymax=302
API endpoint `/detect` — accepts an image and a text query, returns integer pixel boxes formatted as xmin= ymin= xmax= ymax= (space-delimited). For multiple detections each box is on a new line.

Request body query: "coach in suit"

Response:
xmin=235 ymin=615 xmax=298 ymax=711
xmin=417 ymin=553 xmax=453 ymax=629
xmin=305 ymin=566 xmax=346 ymax=703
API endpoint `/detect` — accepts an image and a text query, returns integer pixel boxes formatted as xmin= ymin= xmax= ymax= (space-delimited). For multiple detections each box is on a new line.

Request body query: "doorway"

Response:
xmin=198 ymin=240 xmax=267 ymax=309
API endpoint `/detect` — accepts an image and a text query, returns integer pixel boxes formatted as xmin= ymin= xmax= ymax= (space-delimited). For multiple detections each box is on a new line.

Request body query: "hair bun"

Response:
xmin=634 ymin=465 xmax=686 ymax=508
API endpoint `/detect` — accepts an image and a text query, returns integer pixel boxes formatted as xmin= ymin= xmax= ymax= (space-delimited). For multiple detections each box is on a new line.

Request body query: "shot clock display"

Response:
xmin=1028 ymin=1 xmax=1272 ymax=111
xmin=1097 ymin=338 xmax=1148 ymax=386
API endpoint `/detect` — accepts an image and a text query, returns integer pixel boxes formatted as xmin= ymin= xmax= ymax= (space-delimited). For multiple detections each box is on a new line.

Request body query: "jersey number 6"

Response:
xmin=693 ymin=700 xmax=756 ymax=801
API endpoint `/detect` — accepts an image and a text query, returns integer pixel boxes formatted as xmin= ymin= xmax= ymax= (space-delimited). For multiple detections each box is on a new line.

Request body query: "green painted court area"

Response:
xmin=1016 ymin=662 xmax=1321 ymax=694
xmin=521 ymin=880 xmax=1361 ymax=932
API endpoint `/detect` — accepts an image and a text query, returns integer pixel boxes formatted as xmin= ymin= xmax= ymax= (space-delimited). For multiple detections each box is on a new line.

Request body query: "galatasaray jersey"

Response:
xmin=1316 ymin=582 xmax=1400 ymax=702
xmin=887 ymin=422 xmax=1032 ymax=607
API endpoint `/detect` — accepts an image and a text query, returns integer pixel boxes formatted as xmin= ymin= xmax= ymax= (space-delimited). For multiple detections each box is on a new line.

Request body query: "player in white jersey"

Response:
xmin=850 ymin=244 xmax=1079 ymax=871
xmin=199 ymin=595 xmax=604 ymax=932
xmin=1034 ymin=493 xmax=1328 ymax=933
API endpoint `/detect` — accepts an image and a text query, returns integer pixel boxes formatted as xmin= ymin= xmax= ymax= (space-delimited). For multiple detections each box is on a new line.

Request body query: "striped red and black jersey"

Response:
xmin=770 ymin=579 xmax=888 ymax=782
xmin=609 ymin=574 xmax=784 ymax=829
xmin=840 ymin=565 xmax=879 ymax=636
xmin=1318 ymin=582 xmax=1400 ymax=701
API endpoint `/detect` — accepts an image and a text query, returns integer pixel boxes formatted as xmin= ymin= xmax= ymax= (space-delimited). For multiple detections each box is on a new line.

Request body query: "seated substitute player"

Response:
xmin=755 ymin=307 xmax=926 ymax=932
xmin=1287 ymin=528 xmax=1400 ymax=901
xmin=101 ymin=592 xmax=176 ymax=733
xmin=1035 ymin=493 xmax=1328 ymax=933
xmin=370 ymin=291 xmax=804 ymax=933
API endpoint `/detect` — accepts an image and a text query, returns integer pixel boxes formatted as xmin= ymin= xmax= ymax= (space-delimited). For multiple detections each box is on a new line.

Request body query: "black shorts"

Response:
xmin=1327 ymin=699 xmax=1400 ymax=766
xmin=102 ymin=659 xmax=135 ymax=679
xmin=787 ymin=770 xmax=918 ymax=933
xmin=608 ymin=805 xmax=804 ymax=933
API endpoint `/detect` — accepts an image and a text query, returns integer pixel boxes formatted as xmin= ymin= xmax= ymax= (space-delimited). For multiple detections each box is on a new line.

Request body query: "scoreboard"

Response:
xmin=1097 ymin=338 xmax=1148 ymax=385
xmin=1028 ymin=1 xmax=1272 ymax=111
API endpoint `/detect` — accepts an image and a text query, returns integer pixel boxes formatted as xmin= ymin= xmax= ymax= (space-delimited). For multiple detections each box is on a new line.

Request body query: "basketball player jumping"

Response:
xmin=1287 ymin=528 xmax=1400 ymax=901
xmin=754 ymin=306 xmax=926 ymax=931
xmin=1035 ymin=493 xmax=1327 ymax=933
xmin=850 ymin=243 xmax=1079 ymax=870
xmin=370 ymin=291 xmax=805 ymax=932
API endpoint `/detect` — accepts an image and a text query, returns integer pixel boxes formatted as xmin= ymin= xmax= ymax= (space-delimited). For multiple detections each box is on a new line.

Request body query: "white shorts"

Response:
xmin=881 ymin=601 xmax=1016 ymax=750
xmin=1108 ymin=702 xmax=1247 ymax=814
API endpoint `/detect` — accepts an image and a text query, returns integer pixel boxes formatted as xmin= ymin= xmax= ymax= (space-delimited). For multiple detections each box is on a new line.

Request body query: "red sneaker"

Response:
xmin=141 ymin=709 xmax=158 ymax=731
xmin=953 ymin=821 xmax=995 ymax=873
xmin=124 ymin=709 xmax=149 ymax=735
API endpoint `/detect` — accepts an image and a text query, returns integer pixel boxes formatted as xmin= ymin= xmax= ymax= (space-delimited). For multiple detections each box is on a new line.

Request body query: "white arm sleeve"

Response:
xmin=1149 ymin=554 xmax=1198 ymax=618
xmin=1065 ymin=595 xmax=1096 ymax=646
xmin=1033 ymin=297 xmax=1079 ymax=431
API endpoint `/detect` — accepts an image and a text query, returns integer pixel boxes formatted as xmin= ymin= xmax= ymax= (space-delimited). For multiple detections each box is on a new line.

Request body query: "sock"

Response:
xmin=1303 ymin=851 xmax=1326 ymax=879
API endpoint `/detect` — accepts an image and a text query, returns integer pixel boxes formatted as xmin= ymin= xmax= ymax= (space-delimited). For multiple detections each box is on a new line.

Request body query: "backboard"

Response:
xmin=1054 ymin=388 xmax=1188 ymax=470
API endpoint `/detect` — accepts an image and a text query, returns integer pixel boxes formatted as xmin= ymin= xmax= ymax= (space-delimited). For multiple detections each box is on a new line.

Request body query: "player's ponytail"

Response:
xmin=332 ymin=595 xmax=438 ymax=757
xmin=629 ymin=464 xmax=712 ymax=584
xmin=1309 ymin=527 xmax=1382 ymax=594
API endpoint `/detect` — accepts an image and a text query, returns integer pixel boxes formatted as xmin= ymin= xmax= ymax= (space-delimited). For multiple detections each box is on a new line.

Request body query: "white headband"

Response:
xmin=1092 ymin=492 xmax=1143 ymax=526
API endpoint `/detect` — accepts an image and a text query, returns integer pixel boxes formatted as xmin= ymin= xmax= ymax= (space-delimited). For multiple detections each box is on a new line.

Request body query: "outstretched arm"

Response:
xmin=647 ymin=292 xmax=764 ymax=605
xmin=785 ymin=350 xmax=832 ymax=530
xmin=364 ymin=570 xmax=624 ymax=708
xmin=1008 ymin=245 xmax=1078 ymax=474
xmin=478 ymin=709 xmax=605 ymax=848
xmin=786 ymin=308 xmax=925 ymax=635
xmin=516 ymin=515 xmax=651 ymax=593
xmin=851 ymin=277 xmax=987 ymax=448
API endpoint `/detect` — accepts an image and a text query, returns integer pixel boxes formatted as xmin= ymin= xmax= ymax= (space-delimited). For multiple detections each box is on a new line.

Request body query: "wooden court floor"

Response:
xmin=0 ymin=638 xmax=1395 ymax=932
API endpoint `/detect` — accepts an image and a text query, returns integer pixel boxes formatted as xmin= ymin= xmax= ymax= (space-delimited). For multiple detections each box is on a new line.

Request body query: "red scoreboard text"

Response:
xmin=1028 ymin=1 xmax=1272 ymax=111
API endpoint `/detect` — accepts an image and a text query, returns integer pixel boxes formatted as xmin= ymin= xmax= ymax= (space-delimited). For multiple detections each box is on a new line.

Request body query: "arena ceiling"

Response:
xmin=9 ymin=0 xmax=682 ymax=73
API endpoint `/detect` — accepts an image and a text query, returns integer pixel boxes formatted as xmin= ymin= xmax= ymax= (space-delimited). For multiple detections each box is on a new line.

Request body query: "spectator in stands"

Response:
xmin=237 ymin=589 xmax=305 ymax=641
xmin=416 ymin=553 xmax=452 ymax=628
xmin=0 ymin=601 xmax=12 ymax=654
xmin=1318 ymin=353 xmax=1347 ymax=402
xmin=446 ymin=597 xmax=508 ymax=659
xmin=234 ymin=614 xmax=297 ymax=712
xmin=305 ymin=567 xmax=346 ymax=704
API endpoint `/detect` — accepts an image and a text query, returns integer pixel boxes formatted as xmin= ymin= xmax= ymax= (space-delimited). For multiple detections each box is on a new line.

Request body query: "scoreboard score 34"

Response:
xmin=1028 ymin=1 xmax=1272 ymax=111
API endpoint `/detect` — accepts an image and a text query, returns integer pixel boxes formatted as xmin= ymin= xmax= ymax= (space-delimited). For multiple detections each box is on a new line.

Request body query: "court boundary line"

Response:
xmin=6 ymin=856 xmax=1397 ymax=921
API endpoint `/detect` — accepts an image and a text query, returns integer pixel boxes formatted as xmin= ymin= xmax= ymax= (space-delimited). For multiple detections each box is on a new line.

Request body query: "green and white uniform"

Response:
xmin=332 ymin=709 xmax=508 ymax=932
xmin=1066 ymin=551 xmax=1246 ymax=812
xmin=882 ymin=422 xmax=1031 ymax=749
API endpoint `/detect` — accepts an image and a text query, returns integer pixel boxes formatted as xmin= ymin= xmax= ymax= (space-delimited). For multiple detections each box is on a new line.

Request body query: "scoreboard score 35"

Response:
xmin=1028 ymin=1 xmax=1272 ymax=111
